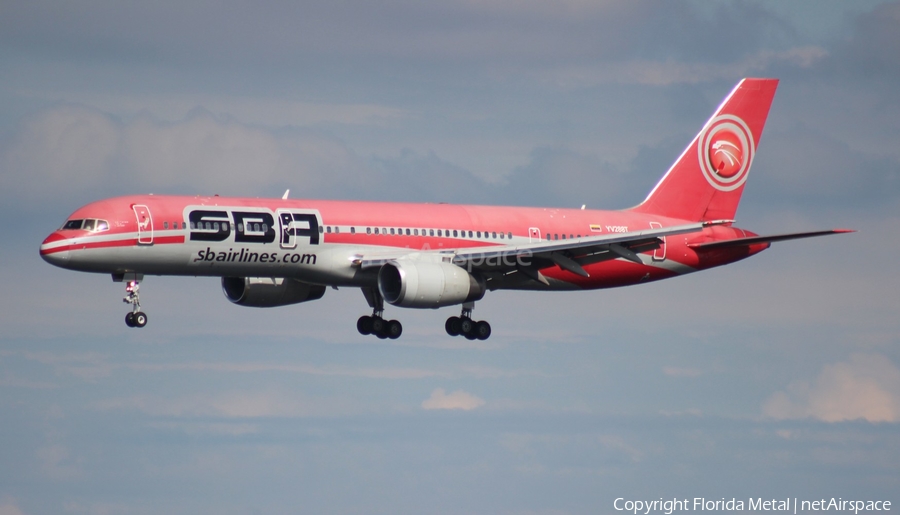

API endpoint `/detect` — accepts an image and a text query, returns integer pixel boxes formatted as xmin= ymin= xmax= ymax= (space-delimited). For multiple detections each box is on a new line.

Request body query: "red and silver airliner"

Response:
xmin=40 ymin=78 xmax=851 ymax=340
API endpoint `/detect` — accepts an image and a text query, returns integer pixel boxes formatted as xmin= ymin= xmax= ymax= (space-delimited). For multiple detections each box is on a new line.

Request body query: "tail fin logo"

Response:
xmin=698 ymin=115 xmax=754 ymax=191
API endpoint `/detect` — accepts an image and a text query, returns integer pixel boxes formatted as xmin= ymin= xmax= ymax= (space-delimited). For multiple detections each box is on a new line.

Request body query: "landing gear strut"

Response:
xmin=446 ymin=302 xmax=491 ymax=340
xmin=122 ymin=280 xmax=148 ymax=328
xmin=358 ymin=288 xmax=402 ymax=339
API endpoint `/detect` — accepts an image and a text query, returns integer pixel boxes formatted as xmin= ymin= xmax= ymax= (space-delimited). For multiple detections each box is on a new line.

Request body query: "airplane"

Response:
xmin=40 ymin=78 xmax=851 ymax=340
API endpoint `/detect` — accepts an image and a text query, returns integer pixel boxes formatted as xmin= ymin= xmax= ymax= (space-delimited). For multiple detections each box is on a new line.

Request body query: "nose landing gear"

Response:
xmin=445 ymin=302 xmax=491 ymax=340
xmin=123 ymin=280 xmax=148 ymax=328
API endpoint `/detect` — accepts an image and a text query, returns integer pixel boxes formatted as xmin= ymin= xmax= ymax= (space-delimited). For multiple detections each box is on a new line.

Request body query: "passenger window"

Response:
xmin=262 ymin=224 xmax=268 ymax=232
xmin=476 ymin=231 xmax=481 ymax=238
xmin=238 ymin=223 xmax=244 ymax=232
xmin=499 ymin=232 xmax=504 ymax=239
xmin=351 ymin=227 xmax=356 ymax=234
xmin=335 ymin=226 xmax=340 ymax=234
xmin=319 ymin=226 xmax=324 ymax=233
xmin=554 ymin=234 xmax=559 ymax=240
xmin=374 ymin=228 xmax=379 ymax=235
xmin=469 ymin=231 xmax=473 ymax=238
xmin=366 ymin=227 xmax=371 ymax=234
xmin=163 ymin=222 xmax=168 ymax=229
xmin=414 ymin=229 xmax=419 ymax=236
xmin=429 ymin=229 xmax=434 ymax=236
xmin=507 ymin=232 xmax=512 ymax=239
xmin=181 ymin=222 xmax=187 ymax=229
xmin=327 ymin=226 xmax=332 ymax=233
xmin=561 ymin=234 xmax=566 ymax=240
xmin=389 ymin=228 xmax=394 ymax=235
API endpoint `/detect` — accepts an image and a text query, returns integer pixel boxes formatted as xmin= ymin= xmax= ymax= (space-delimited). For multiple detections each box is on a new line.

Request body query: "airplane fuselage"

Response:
xmin=40 ymin=195 xmax=766 ymax=293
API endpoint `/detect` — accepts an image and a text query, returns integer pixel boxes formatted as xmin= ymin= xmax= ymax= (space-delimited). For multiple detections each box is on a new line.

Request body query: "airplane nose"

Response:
xmin=40 ymin=232 xmax=71 ymax=267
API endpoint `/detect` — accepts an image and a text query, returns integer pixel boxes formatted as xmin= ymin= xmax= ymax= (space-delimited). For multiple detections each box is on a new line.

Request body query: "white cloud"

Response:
xmin=15 ymin=91 xmax=410 ymax=128
xmin=540 ymin=46 xmax=828 ymax=88
xmin=421 ymin=388 xmax=485 ymax=410
xmin=763 ymin=354 xmax=900 ymax=423
xmin=36 ymin=444 xmax=82 ymax=480
xmin=1 ymin=105 xmax=119 ymax=201
xmin=662 ymin=366 xmax=702 ymax=378
xmin=93 ymin=390 xmax=359 ymax=418
xmin=0 ymin=498 xmax=26 ymax=515
xmin=0 ymin=105 xmax=367 ymax=204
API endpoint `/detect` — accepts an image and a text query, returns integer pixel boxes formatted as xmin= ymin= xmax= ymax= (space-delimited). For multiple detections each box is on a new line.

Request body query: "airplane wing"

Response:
xmin=358 ymin=221 xmax=715 ymax=285
xmin=687 ymin=229 xmax=855 ymax=250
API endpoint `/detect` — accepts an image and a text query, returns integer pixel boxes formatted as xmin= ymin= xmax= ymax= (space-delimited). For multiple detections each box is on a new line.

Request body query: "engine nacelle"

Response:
xmin=378 ymin=260 xmax=485 ymax=309
xmin=221 ymin=277 xmax=326 ymax=307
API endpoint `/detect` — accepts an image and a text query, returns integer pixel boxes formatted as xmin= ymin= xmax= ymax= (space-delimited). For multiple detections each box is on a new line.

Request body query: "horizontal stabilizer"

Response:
xmin=688 ymin=229 xmax=854 ymax=250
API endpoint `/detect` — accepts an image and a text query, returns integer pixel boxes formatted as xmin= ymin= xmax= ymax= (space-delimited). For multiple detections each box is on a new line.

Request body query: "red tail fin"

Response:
xmin=630 ymin=78 xmax=778 ymax=222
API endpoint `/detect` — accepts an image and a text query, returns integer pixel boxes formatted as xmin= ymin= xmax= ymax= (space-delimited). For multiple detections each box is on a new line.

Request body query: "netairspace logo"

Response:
xmin=614 ymin=497 xmax=892 ymax=515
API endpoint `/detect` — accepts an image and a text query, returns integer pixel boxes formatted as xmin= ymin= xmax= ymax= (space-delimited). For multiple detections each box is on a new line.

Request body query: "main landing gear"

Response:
xmin=356 ymin=290 xmax=491 ymax=340
xmin=445 ymin=302 xmax=491 ymax=340
xmin=357 ymin=288 xmax=402 ymax=339
xmin=122 ymin=280 xmax=148 ymax=328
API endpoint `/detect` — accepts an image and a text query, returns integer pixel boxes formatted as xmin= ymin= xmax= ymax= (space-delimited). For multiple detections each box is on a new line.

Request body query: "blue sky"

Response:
xmin=1 ymin=1 xmax=899 ymax=514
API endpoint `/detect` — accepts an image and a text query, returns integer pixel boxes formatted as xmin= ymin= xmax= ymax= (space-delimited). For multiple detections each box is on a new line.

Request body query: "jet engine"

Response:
xmin=378 ymin=260 xmax=485 ymax=309
xmin=221 ymin=277 xmax=326 ymax=307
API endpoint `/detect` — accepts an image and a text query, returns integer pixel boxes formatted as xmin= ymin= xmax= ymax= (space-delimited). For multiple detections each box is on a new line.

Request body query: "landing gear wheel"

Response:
xmin=357 ymin=316 xmax=373 ymax=335
xmin=133 ymin=312 xmax=148 ymax=328
xmin=371 ymin=317 xmax=385 ymax=335
xmin=125 ymin=312 xmax=136 ymax=327
xmin=445 ymin=316 xmax=461 ymax=336
xmin=474 ymin=320 xmax=491 ymax=340
xmin=448 ymin=302 xmax=491 ymax=340
xmin=459 ymin=317 xmax=474 ymax=335
xmin=386 ymin=320 xmax=403 ymax=339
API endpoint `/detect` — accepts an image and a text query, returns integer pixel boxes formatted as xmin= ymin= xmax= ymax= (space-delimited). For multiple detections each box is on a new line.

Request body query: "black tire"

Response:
xmin=445 ymin=316 xmax=461 ymax=336
xmin=371 ymin=317 xmax=385 ymax=334
xmin=357 ymin=316 xmax=373 ymax=335
xmin=133 ymin=312 xmax=148 ymax=328
xmin=125 ymin=312 xmax=135 ymax=327
xmin=459 ymin=317 xmax=474 ymax=336
xmin=475 ymin=321 xmax=491 ymax=340
xmin=387 ymin=320 xmax=402 ymax=339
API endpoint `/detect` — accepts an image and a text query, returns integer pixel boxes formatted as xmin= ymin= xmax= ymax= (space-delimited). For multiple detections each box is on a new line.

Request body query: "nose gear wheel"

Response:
xmin=123 ymin=280 xmax=148 ymax=328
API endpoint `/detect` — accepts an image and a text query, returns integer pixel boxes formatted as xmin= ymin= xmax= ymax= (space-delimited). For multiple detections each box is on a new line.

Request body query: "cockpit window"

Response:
xmin=60 ymin=218 xmax=110 ymax=232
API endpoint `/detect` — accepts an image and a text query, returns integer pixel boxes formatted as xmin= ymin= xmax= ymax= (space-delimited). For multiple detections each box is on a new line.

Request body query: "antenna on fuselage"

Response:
xmin=282 ymin=189 xmax=290 ymax=200
xmin=581 ymin=204 xmax=586 ymax=210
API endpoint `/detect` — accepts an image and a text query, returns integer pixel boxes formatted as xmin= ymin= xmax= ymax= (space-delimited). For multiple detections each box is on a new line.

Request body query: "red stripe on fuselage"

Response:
xmin=40 ymin=235 xmax=186 ymax=255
